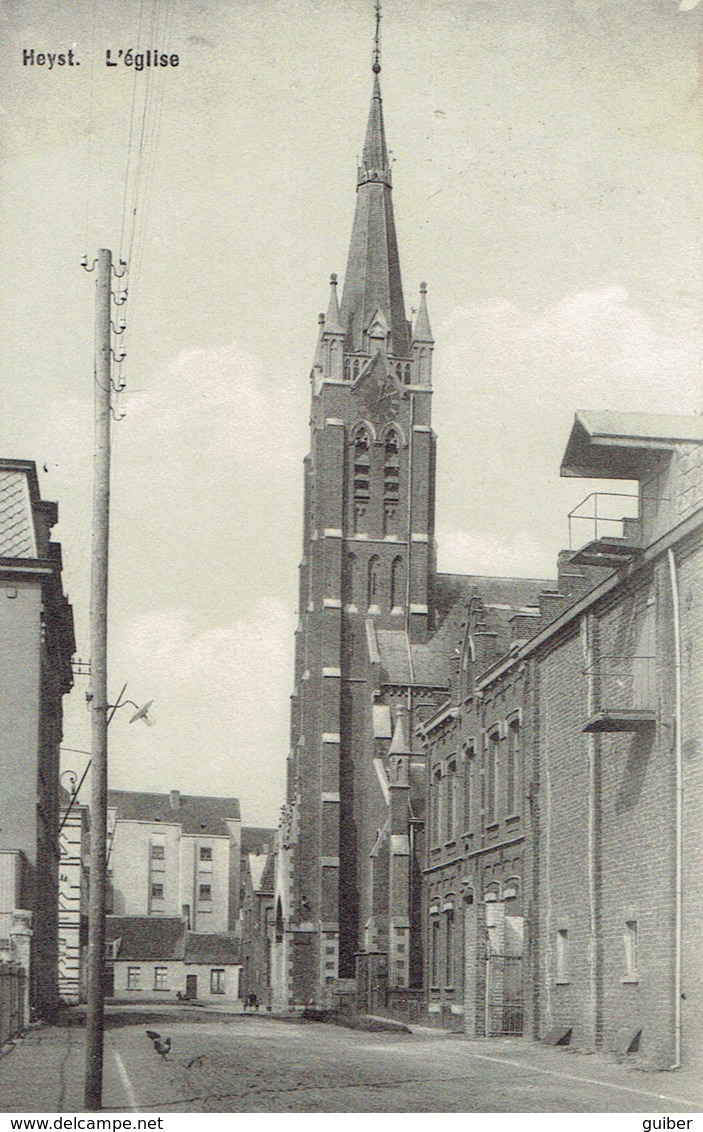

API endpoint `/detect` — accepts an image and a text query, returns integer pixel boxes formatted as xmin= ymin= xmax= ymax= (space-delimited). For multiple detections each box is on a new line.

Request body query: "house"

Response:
xmin=107 ymin=789 xmax=242 ymax=932
xmin=0 ymin=459 xmax=75 ymax=1017
xmin=420 ymin=410 xmax=703 ymax=1069
xmin=105 ymin=916 xmax=241 ymax=1003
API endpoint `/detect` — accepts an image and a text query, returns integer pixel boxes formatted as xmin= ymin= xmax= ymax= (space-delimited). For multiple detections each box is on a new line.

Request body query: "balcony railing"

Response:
xmin=568 ymin=492 xmax=640 ymax=551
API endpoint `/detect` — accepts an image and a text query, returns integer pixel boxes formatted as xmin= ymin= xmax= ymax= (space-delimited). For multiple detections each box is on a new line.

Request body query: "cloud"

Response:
xmin=438 ymin=528 xmax=555 ymax=579
xmin=108 ymin=597 xmax=296 ymax=824
xmin=442 ymin=287 xmax=702 ymax=416
xmin=122 ymin=343 xmax=304 ymax=477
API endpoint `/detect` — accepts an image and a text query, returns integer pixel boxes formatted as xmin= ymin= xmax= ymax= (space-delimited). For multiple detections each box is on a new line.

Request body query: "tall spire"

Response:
xmin=339 ymin=3 xmax=410 ymax=358
xmin=360 ymin=1 xmax=389 ymax=184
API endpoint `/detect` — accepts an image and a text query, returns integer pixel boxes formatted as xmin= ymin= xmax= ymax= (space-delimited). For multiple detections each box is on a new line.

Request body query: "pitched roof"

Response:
xmin=184 ymin=932 xmax=240 ymax=965
xmin=0 ymin=468 xmax=36 ymax=558
xmin=107 ymin=790 xmax=240 ymax=836
xmin=106 ymin=916 xmax=185 ymax=961
xmin=259 ymin=853 xmax=275 ymax=893
xmin=246 ymin=852 xmax=275 ymax=895
xmin=373 ymin=574 xmax=554 ymax=689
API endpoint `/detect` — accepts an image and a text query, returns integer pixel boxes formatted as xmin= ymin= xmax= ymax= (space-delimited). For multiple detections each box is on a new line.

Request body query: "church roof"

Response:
xmin=373 ymin=573 xmax=555 ymax=689
xmin=339 ymin=70 xmax=410 ymax=358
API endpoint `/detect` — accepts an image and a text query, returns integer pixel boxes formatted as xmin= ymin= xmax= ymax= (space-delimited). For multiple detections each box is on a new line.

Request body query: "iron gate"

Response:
xmin=485 ymin=953 xmax=523 ymax=1036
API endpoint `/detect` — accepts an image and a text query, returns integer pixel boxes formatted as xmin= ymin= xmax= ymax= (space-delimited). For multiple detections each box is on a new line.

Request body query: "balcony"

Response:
xmin=582 ymin=655 xmax=657 ymax=733
xmin=567 ymin=492 xmax=641 ymax=569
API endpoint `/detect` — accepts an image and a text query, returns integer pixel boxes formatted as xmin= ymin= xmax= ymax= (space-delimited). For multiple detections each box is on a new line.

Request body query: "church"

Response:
xmin=268 ymin=14 xmax=703 ymax=1073
xmin=269 ymin=28 xmax=553 ymax=1010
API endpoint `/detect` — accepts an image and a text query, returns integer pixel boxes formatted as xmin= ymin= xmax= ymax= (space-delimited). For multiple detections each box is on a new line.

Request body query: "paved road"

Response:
xmin=103 ymin=1017 xmax=701 ymax=1113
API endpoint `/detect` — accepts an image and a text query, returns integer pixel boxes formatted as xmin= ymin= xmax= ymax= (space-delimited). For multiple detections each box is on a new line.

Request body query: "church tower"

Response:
xmin=275 ymin=11 xmax=443 ymax=1007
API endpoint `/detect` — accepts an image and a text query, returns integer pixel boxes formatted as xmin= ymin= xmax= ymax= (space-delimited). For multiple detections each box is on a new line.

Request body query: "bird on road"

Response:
xmin=145 ymin=1030 xmax=171 ymax=1059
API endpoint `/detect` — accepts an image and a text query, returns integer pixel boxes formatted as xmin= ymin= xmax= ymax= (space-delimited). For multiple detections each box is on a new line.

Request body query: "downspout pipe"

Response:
xmin=667 ymin=547 xmax=683 ymax=1070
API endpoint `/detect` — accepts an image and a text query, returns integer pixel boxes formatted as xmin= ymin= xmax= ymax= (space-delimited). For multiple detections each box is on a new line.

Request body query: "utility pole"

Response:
xmin=84 ymin=248 xmax=113 ymax=1111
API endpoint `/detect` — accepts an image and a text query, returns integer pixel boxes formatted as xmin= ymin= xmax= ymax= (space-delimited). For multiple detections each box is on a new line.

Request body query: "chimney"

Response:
xmin=169 ymin=789 xmax=180 ymax=811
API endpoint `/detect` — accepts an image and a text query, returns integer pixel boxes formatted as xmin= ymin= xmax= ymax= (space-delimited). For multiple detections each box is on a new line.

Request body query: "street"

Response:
xmin=1 ymin=1012 xmax=701 ymax=1114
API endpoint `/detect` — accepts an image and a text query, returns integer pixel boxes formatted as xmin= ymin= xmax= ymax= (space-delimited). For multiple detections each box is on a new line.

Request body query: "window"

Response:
xmin=430 ymin=917 xmax=440 ymax=986
xmin=507 ymin=719 xmax=520 ymax=816
xmin=391 ymin=556 xmax=405 ymax=611
xmin=445 ymin=909 xmax=455 ymax=985
xmin=486 ymin=731 xmax=500 ymax=824
xmin=151 ymin=883 xmax=164 ymax=900
xmin=151 ymin=845 xmax=165 ymax=860
xmin=432 ymin=769 xmax=442 ymax=846
xmin=199 ymin=846 xmax=213 ymax=862
xmin=154 ymin=967 xmax=168 ymax=991
xmin=353 ymin=432 xmax=371 ymax=533
xmin=556 ymin=929 xmax=569 ymax=983
xmin=367 ymin=556 xmax=381 ymax=609
xmin=199 ymin=884 xmax=212 ymax=902
xmin=623 ymin=921 xmax=638 ymax=980
xmin=383 ymin=433 xmax=400 ymax=536
xmin=210 ymin=968 xmax=225 ymax=995
xmin=445 ymin=761 xmax=456 ymax=840
xmin=464 ymin=744 xmax=476 ymax=832
xmin=127 ymin=966 xmax=141 ymax=990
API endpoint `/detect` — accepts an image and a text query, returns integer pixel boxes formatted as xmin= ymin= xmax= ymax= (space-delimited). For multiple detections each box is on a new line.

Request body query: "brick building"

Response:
xmin=420 ymin=411 xmax=703 ymax=1069
xmin=272 ymin=43 xmax=558 ymax=1009
xmin=0 ymin=459 xmax=75 ymax=1017
xmin=273 ymin=48 xmax=471 ymax=1008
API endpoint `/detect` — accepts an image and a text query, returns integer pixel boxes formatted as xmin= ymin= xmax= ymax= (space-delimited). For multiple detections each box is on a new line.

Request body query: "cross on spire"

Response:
xmin=373 ymin=1 xmax=381 ymax=74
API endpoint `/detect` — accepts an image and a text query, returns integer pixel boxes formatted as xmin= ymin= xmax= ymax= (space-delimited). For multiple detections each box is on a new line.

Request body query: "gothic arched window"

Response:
xmin=383 ymin=431 xmax=400 ymax=535
xmin=353 ymin=358 xmax=360 ymax=380
xmin=344 ymin=357 xmax=351 ymax=381
xmin=353 ymin=429 xmax=370 ymax=533
xmin=391 ymin=556 xmax=405 ymax=611
xmin=367 ymin=555 xmax=381 ymax=609
xmin=404 ymin=363 xmax=412 ymax=385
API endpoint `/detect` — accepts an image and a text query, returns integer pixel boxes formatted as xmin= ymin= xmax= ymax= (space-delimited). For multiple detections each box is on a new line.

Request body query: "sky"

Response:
xmin=1 ymin=0 xmax=702 ymax=826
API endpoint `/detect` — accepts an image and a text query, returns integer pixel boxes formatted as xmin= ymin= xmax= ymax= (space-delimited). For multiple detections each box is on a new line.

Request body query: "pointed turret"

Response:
xmin=412 ymin=282 xmax=433 ymax=344
xmin=324 ymin=273 xmax=345 ymax=335
xmin=311 ymin=311 xmax=326 ymax=374
xmin=339 ymin=44 xmax=410 ymax=359
xmin=412 ymin=282 xmax=434 ymax=385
